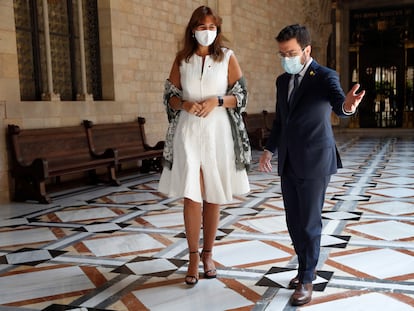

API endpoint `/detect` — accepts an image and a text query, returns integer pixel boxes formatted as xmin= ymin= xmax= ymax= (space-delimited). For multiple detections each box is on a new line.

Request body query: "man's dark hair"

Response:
xmin=276 ymin=24 xmax=311 ymax=48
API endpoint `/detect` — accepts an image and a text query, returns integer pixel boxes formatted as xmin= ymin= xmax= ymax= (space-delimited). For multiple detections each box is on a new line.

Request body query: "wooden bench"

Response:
xmin=263 ymin=110 xmax=276 ymax=132
xmin=242 ymin=111 xmax=266 ymax=150
xmin=242 ymin=110 xmax=276 ymax=150
xmin=7 ymin=124 xmax=118 ymax=204
xmin=82 ymin=117 xmax=164 ymax=174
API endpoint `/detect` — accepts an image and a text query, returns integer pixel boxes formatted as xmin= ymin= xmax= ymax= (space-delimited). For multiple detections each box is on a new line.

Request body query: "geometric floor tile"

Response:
xmin=332 ymin=248 xmax=414 ymax=279
xmin=0 ymin=227 xmax=58 ymax=248
xmin=0 ymin=248 xmax=66 ymax=266
xmin=135 ymin=203 xmax=170 ymax=211
xmin=249 ymin=192 xmax=282 ymax=198
xmin=321 ymin=235 xmax=351 ymax=248
xmin=0 ymin=266 xmax=95 ymax=305
xmin=360 ymin=201 xmax=414 ymax=215
xmin=215 ymin=228 xmax=234 ymax=240
xmin=385 ymin=168 xmax=414 ymax=176
xmin=90 ymin=192 xmax=161 ymax=204
xmin=326 ymin=185 xmax=347 ymax=194
xmin=238 ymin=215 xmax=288 ymax=234
xmin=82 ymin=234 xmax=165 ymax=257
xmin=368 ymin=187 xmax=414 ymax=198
xmin=300 ymin=292 xmax=414 ymax=311
xmin=322 ymin=211 xmax=362 ymax=221
xmin=330 ymin=175 xmax=353 ymax=183
xmin=141 ymin=212 xmax=183 ymax=227
xmin=55 ymin=207 xmax=118 ymax=222
xmin=222 ymin=206 xmax=264 ymax=216
xmin=174 ymin=228 xmax=233 ymax=241
xmin=255 ymin=267 xmax=334 ymax=291
xmin=73 ymin=222 xmax=130 ymax=233
xmin=0 ymin=217 xmax=29 ymax=228
xmin=331 ymin=194 xmax=371 ymax=201
xmin=352 ymin=173 xmax=381 ymax=178
xmin=343 ymin=181 xmax=377 ymax=188
xmin=1 ymin=135 xmax=414 ymax=311
xmin=212 ymin=240 xmax=291 ymax=267
xmin=42 ymin=305 xmax=114 ymax=311
xmin=349 ymin=220 xmax=414 ymax=240
xmin=112 ymin=256 xmax=187 ymax=277
xmin=133 ymin=279 xmax=253 ymax=311
xmin=387 ymin=162 xmax=414 ymax=168
xmin=380 ymin=176 xmax=414 ymax=185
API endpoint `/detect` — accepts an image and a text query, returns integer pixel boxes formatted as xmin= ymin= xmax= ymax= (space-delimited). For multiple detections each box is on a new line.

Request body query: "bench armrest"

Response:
xmin=144 ymin=141 xmax=164 ymax=151
xmin=14 ymin=157 xmax=49 ymax=180
xmin=91 ymin=147 xmax=118 ymax=164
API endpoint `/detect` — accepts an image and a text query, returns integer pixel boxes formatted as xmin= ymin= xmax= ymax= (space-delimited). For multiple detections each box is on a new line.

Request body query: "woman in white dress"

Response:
xmin=158 ymin=5 xmax=251 ymax=286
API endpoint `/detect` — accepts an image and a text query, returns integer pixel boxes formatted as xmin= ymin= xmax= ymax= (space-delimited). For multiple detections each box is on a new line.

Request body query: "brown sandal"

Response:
xmin=201 ymin=249 xmax=217 ymax=279
xmin=185 ymin=251 xmax=200 ymax=285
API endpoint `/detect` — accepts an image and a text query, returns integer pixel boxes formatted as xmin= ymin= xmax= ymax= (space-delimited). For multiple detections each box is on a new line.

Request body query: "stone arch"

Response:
xmin=303 ymin=0 xmax=333 ymax=66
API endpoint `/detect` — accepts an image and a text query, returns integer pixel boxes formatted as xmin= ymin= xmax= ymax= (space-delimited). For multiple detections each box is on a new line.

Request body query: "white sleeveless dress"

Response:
xmin=158 ymin=49 xmax=250 ymax=204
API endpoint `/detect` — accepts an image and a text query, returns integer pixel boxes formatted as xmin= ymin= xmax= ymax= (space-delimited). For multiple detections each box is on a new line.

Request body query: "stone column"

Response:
xmin=41 ymin=0 xmax=60 ymax=101
xmin=76 ymin=0 xmax=93 ymax=101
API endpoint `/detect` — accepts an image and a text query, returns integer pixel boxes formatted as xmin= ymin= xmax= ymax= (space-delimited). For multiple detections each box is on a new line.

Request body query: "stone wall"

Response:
xmin=0 ymin=0 xmax=20 ymax=203
xmin=231 ymin=0 xmax=307 ymax=113
xmin=0 ymin=0 xmax=317 ymax=203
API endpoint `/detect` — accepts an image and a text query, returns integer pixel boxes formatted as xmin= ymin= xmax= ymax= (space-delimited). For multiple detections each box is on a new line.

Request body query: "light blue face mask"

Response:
xmin=281 ymin=55 xmax=305 ymax=74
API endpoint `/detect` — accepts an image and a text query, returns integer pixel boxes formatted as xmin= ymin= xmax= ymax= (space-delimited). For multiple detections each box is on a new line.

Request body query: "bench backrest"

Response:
xmin=8 ymin=124 xmax=91 ymax=165
xmin=242 ymin=112 xmax=266 ymax=132
xmin=262 ymin=110 xmax=276 ymax=130
xmin=83 ymin=118 xmax=146 ymax=154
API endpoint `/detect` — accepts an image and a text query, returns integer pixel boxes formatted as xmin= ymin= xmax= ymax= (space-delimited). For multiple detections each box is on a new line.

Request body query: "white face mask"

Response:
xmin=281 ymin=55 xmax=305 ymax=74
xmin=194 ymin=30 xmax=217 ymax=47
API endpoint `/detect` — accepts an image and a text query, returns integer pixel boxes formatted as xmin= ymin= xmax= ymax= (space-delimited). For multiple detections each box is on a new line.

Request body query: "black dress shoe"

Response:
xmin=288 ymin=272 xmax=316 ymax=289
xmin=290 ymin=283 xmax=313 ymax=306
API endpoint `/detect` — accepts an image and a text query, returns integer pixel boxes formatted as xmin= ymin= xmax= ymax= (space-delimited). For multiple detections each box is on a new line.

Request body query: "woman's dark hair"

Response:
xmin=275 ymin=24 xmax=311 ymax=49
xmin=176 ymin=6 xmax=224 ymax=65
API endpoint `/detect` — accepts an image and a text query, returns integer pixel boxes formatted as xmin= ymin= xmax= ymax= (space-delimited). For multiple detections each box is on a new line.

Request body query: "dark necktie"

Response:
xmin=288 ymin=74 xmax=300 ymax=105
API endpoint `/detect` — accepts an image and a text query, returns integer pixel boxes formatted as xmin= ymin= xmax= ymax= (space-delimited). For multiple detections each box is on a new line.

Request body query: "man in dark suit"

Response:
xmin=259 ymin=24 xmax=365 ymax=306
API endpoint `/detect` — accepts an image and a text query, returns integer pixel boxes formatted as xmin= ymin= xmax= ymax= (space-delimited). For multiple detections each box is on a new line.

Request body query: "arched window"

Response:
xmin=14 ymin=0 xmax=102 ymax=101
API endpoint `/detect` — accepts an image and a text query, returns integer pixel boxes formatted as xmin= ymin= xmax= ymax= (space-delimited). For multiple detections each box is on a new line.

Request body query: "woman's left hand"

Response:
xmin=197 ymin=97 xmax=218 ymax=118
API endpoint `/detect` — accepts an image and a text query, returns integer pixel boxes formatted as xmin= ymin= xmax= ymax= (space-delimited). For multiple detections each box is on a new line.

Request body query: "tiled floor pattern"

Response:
xmin=0 ymin=132 xmax=413 ymax=311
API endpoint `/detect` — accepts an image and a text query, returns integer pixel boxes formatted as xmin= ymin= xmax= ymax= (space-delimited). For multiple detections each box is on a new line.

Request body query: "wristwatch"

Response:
xmin=218 ymin=96 xmax=224 ymax=107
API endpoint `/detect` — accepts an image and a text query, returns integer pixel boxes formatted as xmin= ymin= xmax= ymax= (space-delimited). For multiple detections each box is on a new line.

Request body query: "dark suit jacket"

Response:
xmin=265 ymin=60 xmax=350 ymax=179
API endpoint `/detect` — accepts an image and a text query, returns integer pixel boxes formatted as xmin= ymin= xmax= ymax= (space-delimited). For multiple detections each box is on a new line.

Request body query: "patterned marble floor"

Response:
xmin=0 ymin=130 xmax=413 ymax=311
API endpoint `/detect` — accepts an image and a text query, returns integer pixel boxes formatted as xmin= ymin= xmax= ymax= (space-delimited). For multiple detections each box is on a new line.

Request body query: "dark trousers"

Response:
xmin=281 ymin=159 xmax=331 ymax=283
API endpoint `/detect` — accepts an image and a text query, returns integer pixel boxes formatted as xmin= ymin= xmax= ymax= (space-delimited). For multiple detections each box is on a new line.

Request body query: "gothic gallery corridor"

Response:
xmin=0 ymin=131 xmax=413 ymax=311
